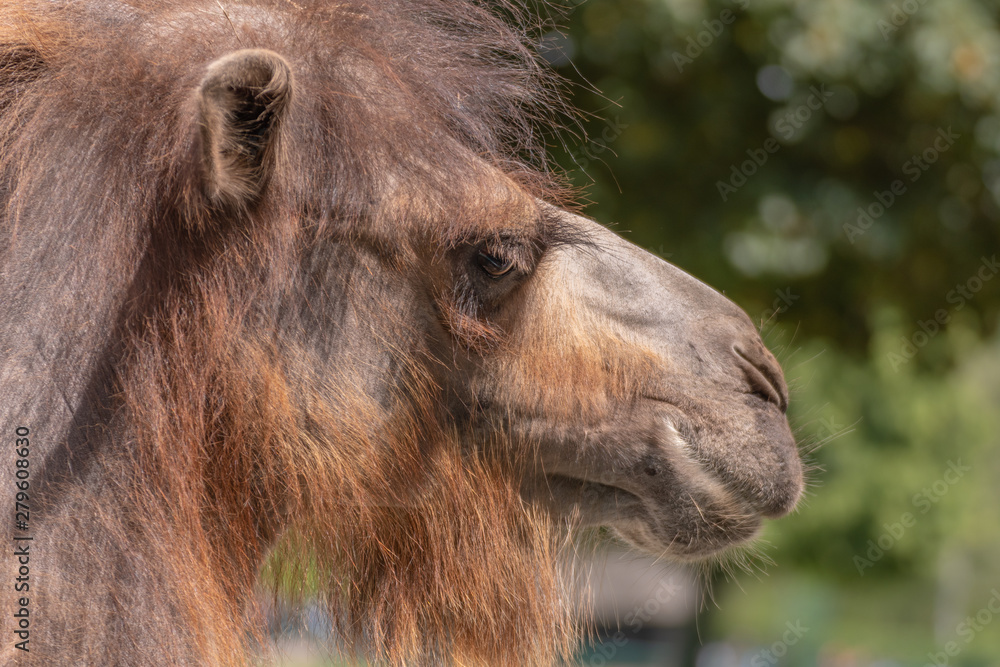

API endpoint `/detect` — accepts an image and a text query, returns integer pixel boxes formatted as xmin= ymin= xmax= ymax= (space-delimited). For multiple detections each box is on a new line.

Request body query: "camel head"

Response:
xmin=425 ymin=195 xmax=803 ymax=559
xmin=454 ymin=205 xmax=802 ymax=559
xmin=187 ymin=44 xmax=803 ymax=565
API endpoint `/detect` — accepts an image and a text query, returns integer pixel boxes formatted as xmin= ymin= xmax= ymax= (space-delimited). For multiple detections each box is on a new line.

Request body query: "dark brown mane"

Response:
xmin=1 ymin=1 xmax=579 ymax=665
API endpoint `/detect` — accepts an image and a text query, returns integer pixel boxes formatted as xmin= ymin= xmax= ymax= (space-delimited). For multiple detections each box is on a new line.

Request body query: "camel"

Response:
xmin=0 ymin=1 xmax=802 ymax=665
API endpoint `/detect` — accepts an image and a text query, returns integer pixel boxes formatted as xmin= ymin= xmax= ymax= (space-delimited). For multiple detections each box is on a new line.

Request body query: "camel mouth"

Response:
xmin=692 ymin=422 xmax=803 ymax=522
xmin=530 ymin=448 xmax=777 ymax=559
xmin=637 ymin=395 xmax=803 ymax=519
xmin=717 ymin=411 xmax=803 ymax=520
xmin=523 ymin=397 xmax=802 ymax=559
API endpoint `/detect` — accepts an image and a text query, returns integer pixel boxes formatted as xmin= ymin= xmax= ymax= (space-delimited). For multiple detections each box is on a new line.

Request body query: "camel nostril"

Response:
xmin=734 ymin=344 xmax=789 ymax=412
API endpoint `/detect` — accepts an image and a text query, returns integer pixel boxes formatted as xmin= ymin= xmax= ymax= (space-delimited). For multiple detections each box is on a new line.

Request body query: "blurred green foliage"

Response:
xmin=544 ymin=0 xmax=1000 ymax=663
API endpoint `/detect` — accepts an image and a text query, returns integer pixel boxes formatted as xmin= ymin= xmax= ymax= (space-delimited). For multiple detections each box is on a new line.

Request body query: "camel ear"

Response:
xmin=198 ymin=49 xmax=292 ymax=208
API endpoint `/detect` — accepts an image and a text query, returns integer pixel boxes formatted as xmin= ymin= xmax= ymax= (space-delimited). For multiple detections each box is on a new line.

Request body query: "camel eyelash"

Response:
xmin=474 ymin=235 xmax=537 ymax=273
xmin=476 ymin=246 xmax=517 ymax=278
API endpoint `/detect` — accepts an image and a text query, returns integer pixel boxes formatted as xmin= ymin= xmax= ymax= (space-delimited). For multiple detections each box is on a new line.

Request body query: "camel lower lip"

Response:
xmin=538 ymin=469 xmax=765 ymax=558
xmin=538 ymin=474 xmax=645 ymax=526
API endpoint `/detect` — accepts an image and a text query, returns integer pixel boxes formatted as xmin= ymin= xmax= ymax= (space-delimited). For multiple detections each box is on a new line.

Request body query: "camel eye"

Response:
xmin=476 ymin=249 xmax=515 ymax=278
